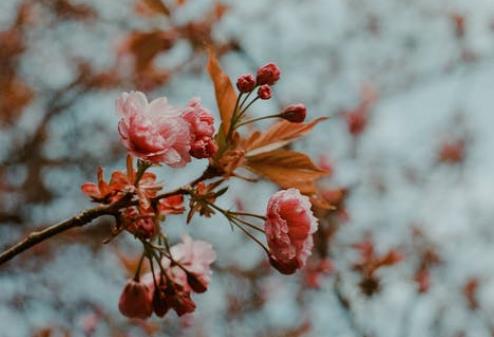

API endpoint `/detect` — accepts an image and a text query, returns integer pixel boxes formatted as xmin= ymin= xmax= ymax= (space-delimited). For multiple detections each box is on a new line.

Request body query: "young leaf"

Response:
xmin=244 ymin=149 xmax=328 ymax=194
xmin=207 ymin=50 xmax=237 ymax=136
xmin=244 ymin=117 xmax=328 ymax=156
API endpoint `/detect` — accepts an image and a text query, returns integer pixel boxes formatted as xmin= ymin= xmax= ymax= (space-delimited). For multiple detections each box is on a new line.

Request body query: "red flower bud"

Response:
xmin=280 ymin=104 xmax=307 ymax=123
xmin=190 ymin=137 xmax=218 ymax=159
xmin=123 ymin=208 xmax=157 ymax=239
xmin=346 ymin=111 xmax=367 ymax=136
xmin=169 ymin=289 xmax=196 ymax=316
xmin=186 ymin=272 xmax=208 ymax=293
xmin=236 ymin=73 xmax=256 ymax=93
xmin=256 ymin=63 xmax=281 ymax=85
xmin=257 ymin=85 xmax=272 ymax=100
xmin=269 ymin=255 xmax=298 ymax=275
xmin=118 ymin=279 xmax=153 ymax=319
xmin=153 ymin=288 xmax=171 ymax=317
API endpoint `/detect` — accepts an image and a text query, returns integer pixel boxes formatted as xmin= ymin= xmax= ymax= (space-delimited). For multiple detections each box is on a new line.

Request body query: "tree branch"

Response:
xmin=0 ymin=194 xmax=130 ymax=266
xmin=333 ymin=272 xmax=371 ymax=337
xmin=0 ymin=166 xmax=221 ymax=267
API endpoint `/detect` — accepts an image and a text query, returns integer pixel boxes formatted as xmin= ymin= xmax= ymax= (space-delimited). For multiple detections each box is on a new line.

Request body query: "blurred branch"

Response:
xmin=334 ymin=273 xmax=371 ymax=337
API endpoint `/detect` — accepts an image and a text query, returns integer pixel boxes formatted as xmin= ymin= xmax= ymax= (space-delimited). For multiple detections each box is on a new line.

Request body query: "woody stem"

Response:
xmin=0 ymin=167 xmax=218 ymax=267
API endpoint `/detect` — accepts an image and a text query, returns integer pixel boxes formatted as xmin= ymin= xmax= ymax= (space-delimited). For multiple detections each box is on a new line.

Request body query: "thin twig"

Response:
xmin=0 ymin=193 xmax=131 ymax=266
xmin=333 ymin=273 xmax=371 ymax=337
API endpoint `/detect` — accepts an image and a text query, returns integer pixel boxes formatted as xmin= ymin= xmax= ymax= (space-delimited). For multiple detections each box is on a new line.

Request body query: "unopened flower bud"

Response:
xmin=236 ymin=73 xmax=256 ymax=93
xmin=269 ymin=255 xmax=298 ymax=275
xmin=171 ymin=291 xmax=196 ymax=316
xmin=280 ymin=104 xmax=307 ymax=123
xmin=153 ymin=287 xmax=170 ymax=317
xmin=186 ymin=272 xmax=208 ymax=293
xmin=118 ymin=279 xmax=153 ymax=319
xmin=256 ymin=63 xmax=281 ymax=85
xmin=257 ymin=85 xmax=272 ymax=100
xmin=190 ymin=137 xmax=218 ymax=159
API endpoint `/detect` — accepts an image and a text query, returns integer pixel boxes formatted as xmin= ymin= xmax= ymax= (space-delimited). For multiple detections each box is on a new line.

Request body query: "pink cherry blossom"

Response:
xmin=182 ymin=98 xmax=217 ymax=159
xmin=168 ymin=235 xmax=216 ymax=291
xmin=116 ymin=91 xmax=191 ymax=167
xmin=264 ymin=188 xmax=318 ymax=274
xmin=139 ymin=236 xmax=216 ymax=318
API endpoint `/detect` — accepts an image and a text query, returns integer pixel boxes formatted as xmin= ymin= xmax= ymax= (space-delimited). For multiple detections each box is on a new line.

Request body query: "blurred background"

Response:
xmin=1 ymin=0 xmax=494 ymax=336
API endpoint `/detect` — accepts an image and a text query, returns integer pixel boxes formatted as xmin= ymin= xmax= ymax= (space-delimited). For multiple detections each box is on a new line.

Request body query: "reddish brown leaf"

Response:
xmin=244 ymin=117 xmax=328 ymax=156
xmin=119 ymin=30 xmax=176 ymax=72
xmin=114 ymin=250 xmax=150 ymax=279
xmin=138 ymin=0 xmax=170 ymax=16
xmin=207 ymin=50 xmax=237 ymax=136
xmin=245 ymin=150 xmax=327 ymax=194
xmin=52 ymin=0 xmax=97 ymax=21
xmin=213 ymin=2 xmax=230 ymax=20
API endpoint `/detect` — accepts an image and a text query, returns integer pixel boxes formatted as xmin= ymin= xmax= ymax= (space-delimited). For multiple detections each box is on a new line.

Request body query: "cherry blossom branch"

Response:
xmin=0 ymin=166 xmax=219 ymax=267
xmin=0 ymin=194 xmax=132 ymax=266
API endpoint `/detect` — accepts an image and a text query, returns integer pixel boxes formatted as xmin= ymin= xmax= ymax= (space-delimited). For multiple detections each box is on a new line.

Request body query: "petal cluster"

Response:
xmin=182 ymin=98 xmax=217 ymax=159
xmin=117 ymin=91 xmax=192 ymax=167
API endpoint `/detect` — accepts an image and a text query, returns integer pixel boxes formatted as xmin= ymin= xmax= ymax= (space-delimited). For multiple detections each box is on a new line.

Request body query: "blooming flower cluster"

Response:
xmin=119 ymin=236 xmax=216 ymax=319
xmin=117 ymin=91 xmax=217 ymax=167
xmin=78 ymin=57 xmax=325 ymax=320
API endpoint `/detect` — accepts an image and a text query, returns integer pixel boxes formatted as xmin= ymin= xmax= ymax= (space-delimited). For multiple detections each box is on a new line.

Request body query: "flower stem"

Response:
xmin=233 ymin=216 xmax=265 ymax=233
xmin=230 ymin=218 xmax=269 ymax=254
xmin=237 ymin=96 xmax=259 ymax=121
xmin=133 ymin=250 xmax=146 ymax=282
xmin=235 ymin=113 xmax=280 ymax=128
xmin=230 ymin=211 xmax=267 ymax=221
xmin=226 ymin=93 xmax=243 ymax=141
xmin=135 ymin=160 xmax=152 ymax=186
xmin=202 ymin=201 xmax=269 ymax=252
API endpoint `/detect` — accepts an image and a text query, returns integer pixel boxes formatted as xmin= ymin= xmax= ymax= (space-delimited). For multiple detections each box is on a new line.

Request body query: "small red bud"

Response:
xmin=346 ymin=111 xmax=368 ymax=136
xmin=170 ymin=290 xmax=196 ymax=316
xmin=186 ymin=272 xmax=208 ymax=293
xmin=257 ymin=85 xmax=272 ymax=100
xmin=269 ymin=255 xmax=298 ymax=275
xmin=118 ymin=279 xmax=153 ymax=319
xmin=236 ymin=73 xmax=256 ymax=93
xmin=152 ymin=287 xmax=171 ymax=317
xmin=190 ymin=137 xmax=218 ymax=159
xmin=280 ymin=104 xmax=307 ymax=123
xmin=256 ymin=63 xmax=281 ymax=85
